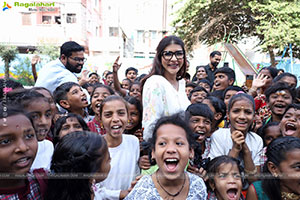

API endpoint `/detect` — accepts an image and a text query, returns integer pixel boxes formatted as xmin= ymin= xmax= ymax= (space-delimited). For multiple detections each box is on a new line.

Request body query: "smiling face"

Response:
xmin=189 ymin=116 xmax=211 ymax=144
xmin=106 ymin=74 xmax=114 ymax=85
xmin=101 ymin=100 xmax=128 ymax=141
xmin=121 ymin=79 xmax=130 ymax=90
xmin=126 ymin=70 xmax=137 ymax=82
xmin=89 ymin=74 xmax=99 ymax=84
xmin=280 ymin=108 xmax=300 ymax=138
xmin=152 ymin=124 xmax=193 ymax=180
xmin=65 ymin=85 xmax=88 ymax=111
xmin=91 ymin=87 xmax=111 ymax=115
xmin=62 ymin=51 xmax=85 ymax=74
xmin=59 ymin=117 xmax=83 ymax=139
xmin=196 ymin=67 xmax=207 ymax=80
xmin=26 ymin=99 xmax=52 ymax=141
xmin=0 ymin=114 xmax=38 ymax=174
xmin=36 ymin=89 xmax=58 ymax=117
xmin=126 ymin=103 xmax=140 ymax=130
xmin=199 ymin=82 xmax=211 ymax=92
xmin=280 ymin=76 xmax=297 ymax=89
xmin=229 ymin=99 xmax=254 ymax=134
xmin=190 ymin=91 xmax=207 ymax=104
xmin=161 ymin=44 xmax=184 ymax=80
xmin=211 ymin=163 xmax=242 ymax=200
xmin=214 ymin=73 xmax=233 ymax=91
xmin=268 ymin=90 xmax=292 ymax=118
xmin=264 ymin=125 xmax=281 ymax=146
xmin=129 ymin=84 xmax=141 ymax=101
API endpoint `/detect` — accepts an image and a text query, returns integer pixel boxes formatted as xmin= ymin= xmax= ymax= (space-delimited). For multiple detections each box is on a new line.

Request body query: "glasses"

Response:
xmin=68 ymin=57 xmax=87 ymax=63
xmin=162 ymin=50 xmax=184 ymax=61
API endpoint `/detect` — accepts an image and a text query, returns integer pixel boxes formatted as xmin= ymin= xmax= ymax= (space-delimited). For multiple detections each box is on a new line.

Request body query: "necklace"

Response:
xmin=281 ymin=192 xmax=300 ymax=200
xmin=155 ymin=172 xmax=186 ymax=197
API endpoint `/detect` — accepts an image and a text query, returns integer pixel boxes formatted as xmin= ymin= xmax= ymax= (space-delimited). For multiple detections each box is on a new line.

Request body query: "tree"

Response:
xmin=172 ymin=0 xmax=300 ymax=66
xmin=14 ymin=57 xmax=35 ymax=86
xmin=0 ymin=44 xmax=18 ymax=79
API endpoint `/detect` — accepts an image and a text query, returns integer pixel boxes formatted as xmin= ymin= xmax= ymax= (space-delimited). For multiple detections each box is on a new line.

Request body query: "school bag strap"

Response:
xmin=33 ymin=168 xmax=48 ymax=198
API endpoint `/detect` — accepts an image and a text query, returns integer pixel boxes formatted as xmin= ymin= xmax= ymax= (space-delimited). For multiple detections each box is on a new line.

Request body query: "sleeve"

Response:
xmin=253 ymin=136 xmax=264 ymax=166
xmin=208 ymin=131 xmax=228 ymax=159
xmin=142 ymin=77 xmax=167 ymax=141
xmin=124 ymin=176 xmax=156 ymax=200
xmin=93 ymin=186 xmax=121 ymax=200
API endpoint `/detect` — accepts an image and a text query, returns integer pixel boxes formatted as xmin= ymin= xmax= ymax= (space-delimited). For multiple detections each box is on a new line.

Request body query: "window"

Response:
xmin=42 ymin=15 xmax=51 ymax=24
xmin=137 ymin=30 xmax=144 ymax=43
xmin=22 ymin=13 xmax=31 ymax=25
xmin=109 ymin=27 xmax=119 ymax=37
xmin=66 ymin=13 xmax=76 ymax=23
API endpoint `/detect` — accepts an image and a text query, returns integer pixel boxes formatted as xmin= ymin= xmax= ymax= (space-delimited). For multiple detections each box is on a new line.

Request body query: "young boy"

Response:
xmin=264 ymin=82 xmax=294 ymax=124
xmin=188 ymin=86 xmax=209 ymax=104
xmin=185 ymin=82 xmax=197 ymax=97
xmin=280 ymin=104 xmax=300 ymax=138
xmin=125 ymin=67 xmax=138 ymax=82
xmin=197 ymin=78 xmax=212 ymax=92
xmin=53 ymin=82 xmax=90 ymax=122
xmin=88 ymin=72 xmax=100 ymax=84
xmin=213 ymin=67 xmax=235 ymax=91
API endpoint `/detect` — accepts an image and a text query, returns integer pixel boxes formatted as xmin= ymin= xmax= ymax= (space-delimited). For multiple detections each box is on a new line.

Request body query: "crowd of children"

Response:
xmin=0 ymin=35 xmax=300 ymax=200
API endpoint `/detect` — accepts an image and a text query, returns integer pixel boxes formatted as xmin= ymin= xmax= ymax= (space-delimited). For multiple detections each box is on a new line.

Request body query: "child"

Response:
xmin=122 ymin=78 xmax=132 ymax=90
xmin=124 ymin=96 xmax=143 ymax=142
xmin=207 ymin=156 xmax=244 ymax=200
xmin=98 ymin=95 xmax=140 ymax=199
xmin=46 ymin=131 xmax=111 ymax=200
xmin=125 ymin=67 xmax=138 ymax=82
xmin=213 ymin=67 xmax=235 ymax=91
xmin=88 ymin=83 xmax=115 ymax=135
xmin=53 ymin=82 xmax=89 ymax=122
xmin=125 ymin=113 xmax=208 ymax=199
xmin=208 ymin=93 xmax=263 ymax=184
xmin=223 ymin=86 xmax=245 ymax=110
xmin=89 ymin=72 xmax=100 ymax=84
xmin=53 ymin=113 xmax=90 ymax=146
xmin=105 ymin=71 xmax=114 ymax=86
xmin=0 ymin=106 xmax=47 ymax=199
xmin=246 ymin=136 xmax=300 ymax=200
xmin=129 ymin=81 xmax=142 ymax=102
xmin=185 ymin=82 xmax=197 ymax=97
xmin=264 ymin=82 xmax=294 ymax=124
xmin=272 ymin=72 xmax=297 ymax=89
xmin=198 ymin=78 xmax=212 ymax=93
xmin=279 ymin=104 xmax=300 ymax=138
xmin=188 ymin=86 xmax=209 ymax=104
xmin=82 ymin=82 xmax=95 ymax=95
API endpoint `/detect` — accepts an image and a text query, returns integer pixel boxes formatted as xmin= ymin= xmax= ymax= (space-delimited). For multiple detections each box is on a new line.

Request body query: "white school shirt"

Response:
xmin=31 ymin=140 xmax=54 ymax=170
xmin=142 ymin=75 xmax=190 ymax=141
xmin=95 ymin=134 xmax=140 ymax=199
xmin=208 ymin=128 xmax=263 ymax=166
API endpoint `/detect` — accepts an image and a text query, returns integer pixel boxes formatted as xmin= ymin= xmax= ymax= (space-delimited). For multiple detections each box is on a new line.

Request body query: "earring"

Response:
xmin=100 ymin=122 xmax=104 ymax=129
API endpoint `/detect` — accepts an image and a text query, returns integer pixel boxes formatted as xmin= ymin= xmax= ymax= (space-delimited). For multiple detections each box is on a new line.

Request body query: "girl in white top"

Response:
xmin=208 ymin=93 xmax=263 ymax=183
xmin=141 ymin=35 xmax=190 ymax=141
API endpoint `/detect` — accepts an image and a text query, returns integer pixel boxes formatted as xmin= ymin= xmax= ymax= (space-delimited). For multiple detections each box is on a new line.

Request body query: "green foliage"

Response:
xmin=13 ymin=57 xmax=35 ymax=86
xmin=35 ymin=44 xmax=60 ymax=62
xmin=172 ymin=0 xmax=300 ymax=59
xmin=0 ymin=44 xmax=18 ymax=78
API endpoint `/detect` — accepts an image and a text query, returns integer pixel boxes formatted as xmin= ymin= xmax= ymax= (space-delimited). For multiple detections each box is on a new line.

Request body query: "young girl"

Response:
xmin=0 ymin=106 xmax=47 ymax=199
xmin=246 ymin=136 xmax=300 ymax=200
xmin=129 ymin=81 xmax=142 ymax=102
xmin=208 ymin=93 xmax=263 ymax=184
xmin=45 ymin=131 xmax=111 ymax=200
xmin=207 ymin=155 xmax=244 ymax=200
xmin=124 ymin=96 xmax=143 ymax=141
xmin=125 ymin=113 xmax=207 ymax=199
xmin=53 ymin=113 xmax=90 ymax=146
xmin=97 ymin=95 xmax=140 ymax=199
xmin=88 ymin=83 xmax=114 ymax=135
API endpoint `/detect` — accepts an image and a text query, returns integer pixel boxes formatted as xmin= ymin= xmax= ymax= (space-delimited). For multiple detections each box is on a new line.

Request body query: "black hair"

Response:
xmin=125 ymin=67 xmax=138 ymax=76
xmin=273 ymin=72 xmax=297 ymax=87
xmin=90 ymin=83 xmax=115 ymax=98
xmin=0 ymin=105 xmax=31 ymax=122
xmin=188 ymin=86 xmax=209 ymax=100
xmin=60 ymin=41 xmax=84 ymax=57
xmin=184 ymin=72 xmax=191 ymax=80
xmin=197 ymin=78 xmax=213 ymax=91
xmin=210 ymin=90 xmax=224 ymax=100
xmin=88 ymin=72 xmax=99 ymax=78
xmin=282 ymin=103 xmax=300 ymax=117
xmin=53 ymin=82 xmax=80 ymax=105
xmin=228 ymin=93 xmax=255 ymax=114
xmin=82 ymin=83 xmax=94 ymax=90
xmin=210 ymin=51 xmax=222 ymax=58
xmin=185 ymin=103 xmax=214 ymax=122
xmin=264 ymin=82 xmax=295 ymax=102
xmin=124 ymin=96 xmax=143 ymax=133
xmin=122 ymin=78 xmax=132 ymax=84
xmin=53 ymin=113 xmax=90 ymax=146
xmin=141 ymin=36 xmax=187 ymax=92
xmin=135 ymin=74 xmax=147 ymax=82
xmin=192 ymin=65 xmax=209 ymax=82
xmin=31 ymin=87 xmax=53 ymax=97
xmin=262 ymin=136 xmax=300 ymax=200
xmin=207 ymin=155 xmax=243 ymax=192
xmin=150 ymin=112 xmax=194 ymax=150
xmin=0 ymin=78 xmax=23 ymax=99
xmin=129 ymin=81 xmax=141 ymax=93
xmin=105 ymin=71 xmax=113 ymax=79
xmin=204 ymin=96 xmax=226 ymax=126
xmin=259 ymin=121 xmax=280 ymax=146
xmin=46 ymin=131 xmax=107 ymax=200
xmin=296 ymin=87 xmax=300 ymax=104
xmin=99 ymin=95 xmax=128 ymax=118
xmin=222 ymin=86 xmax=245 ymax=100
xmin=259 ymin=67 xmax=278 ymax=79
xmin=186 ymin=82 xmax=197 ymax=89
xmin=214 ymin=67 xmax=236 ymax=83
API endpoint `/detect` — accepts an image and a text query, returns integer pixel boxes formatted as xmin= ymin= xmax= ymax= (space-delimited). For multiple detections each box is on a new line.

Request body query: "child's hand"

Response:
xmin=79 ymin=70 xmax=92 ymax=86
xmin=187 ymin=165 xmax=207 ymax=181
xmin=134 ymin=128 xmax=143 ymax=142
xmin=129 ymin=175 xmax=143 ymax=192
xmin=113 ymin=56 xmax=122 ymax=73
xmin=251 ymin=73 xmax=268 ymax=90
xmin=138 ymin=155 xmax=151 ymax=170
xmin=231 ymin=130 xmax=245 ymax=151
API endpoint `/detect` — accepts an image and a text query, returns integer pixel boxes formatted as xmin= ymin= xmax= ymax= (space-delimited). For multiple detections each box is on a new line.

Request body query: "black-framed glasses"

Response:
xmin=68 ymin=57 xmax=87 ymax=62
xmin=162 ymin=50 xmax=184 ymax=61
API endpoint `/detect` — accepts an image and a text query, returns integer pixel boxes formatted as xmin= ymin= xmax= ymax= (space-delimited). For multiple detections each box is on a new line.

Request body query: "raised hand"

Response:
xmin=251 ymin=73 xmax=268 ymax=90
xmin=113 ymin=56 xmax=122 ymax=73
xmin=231 ymin=130 xmax=245 ymax=152
xmin=78 ymin=69 xmax=91 ymax=86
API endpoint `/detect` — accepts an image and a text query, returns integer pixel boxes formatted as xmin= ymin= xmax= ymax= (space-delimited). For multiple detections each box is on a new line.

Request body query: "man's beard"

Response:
xmin=211 ymin=62 xmax=219 ymax=68
xmin=65 ymin=60 xmax=82 ymax=73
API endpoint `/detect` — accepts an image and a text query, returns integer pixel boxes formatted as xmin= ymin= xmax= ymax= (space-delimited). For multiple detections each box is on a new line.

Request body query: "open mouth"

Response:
xmin=285 ymin=123 xmax=297 ymax=136
xmin=214 ymin=82 xmax=220 ymax=87
xmin=274 ymin=104 xmax=286 ymax=111
xmin=164 ymin=158 xmax=179 ymax=172
xmin=81 ymin=96 xmax=88 ymax=104
xmin=37 ymin=129 xmax=48 ymax=137
xmin=227 ymin=188 xmax=238 ymax=200
xmin=111 ymin=125 xmax=123 ymax=134
xmin=168 ymin=64 xmax=179 ymax=69
xmin=14 ymin=157 xmax=31 ymax=168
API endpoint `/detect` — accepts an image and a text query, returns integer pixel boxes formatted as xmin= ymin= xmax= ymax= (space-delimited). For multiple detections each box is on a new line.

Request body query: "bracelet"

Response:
xmin=244 ymin=167 xmax=257 ymax=175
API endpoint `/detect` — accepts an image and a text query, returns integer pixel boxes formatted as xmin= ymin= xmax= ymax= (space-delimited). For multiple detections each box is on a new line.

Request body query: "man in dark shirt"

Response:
xmin=204 ymin=51 xmax=222 ymax=83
